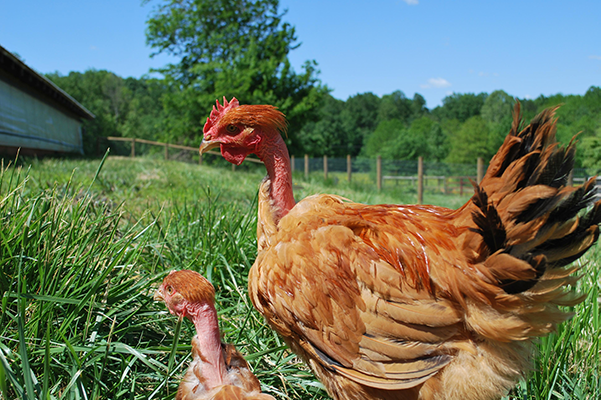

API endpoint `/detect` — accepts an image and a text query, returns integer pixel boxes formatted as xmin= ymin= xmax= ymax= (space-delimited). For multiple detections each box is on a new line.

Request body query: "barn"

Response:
xmin=0 ymin=44 xmax=94 ymax=156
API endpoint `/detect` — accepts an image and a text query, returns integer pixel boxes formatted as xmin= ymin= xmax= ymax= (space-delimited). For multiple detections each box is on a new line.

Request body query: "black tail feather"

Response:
xmin=469 ymin=103 xmax=601 ymax=295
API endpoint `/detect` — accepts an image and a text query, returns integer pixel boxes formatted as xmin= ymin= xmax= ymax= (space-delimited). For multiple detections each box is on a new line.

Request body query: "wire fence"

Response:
xmin=101 ymin=137 xmax=599 ymax=203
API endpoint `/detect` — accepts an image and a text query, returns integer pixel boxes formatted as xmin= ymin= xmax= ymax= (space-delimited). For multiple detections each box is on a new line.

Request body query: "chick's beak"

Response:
xmin=199 ymin=138 xmax=220 ymax=155
xmin=153 ymin=289 xmax=164 ymax=302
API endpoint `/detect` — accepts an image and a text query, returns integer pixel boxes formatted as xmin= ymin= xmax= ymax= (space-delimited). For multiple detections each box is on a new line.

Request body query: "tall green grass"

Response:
xmin=0 ymin=155 xmax=599 ymax=399
xmin=0 ymin=156 xmax=324 ymax=399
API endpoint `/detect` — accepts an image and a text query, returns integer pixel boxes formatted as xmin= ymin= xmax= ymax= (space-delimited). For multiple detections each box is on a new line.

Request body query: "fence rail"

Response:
xmin=103 ymin=136 xmax=264 ymax=167
xmin=101 ymin=136 xmax=598 ymax=205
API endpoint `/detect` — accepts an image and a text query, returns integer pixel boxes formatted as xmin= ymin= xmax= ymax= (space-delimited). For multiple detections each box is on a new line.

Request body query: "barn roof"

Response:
xmin=0 ymin=44 xmax=95 ymax=120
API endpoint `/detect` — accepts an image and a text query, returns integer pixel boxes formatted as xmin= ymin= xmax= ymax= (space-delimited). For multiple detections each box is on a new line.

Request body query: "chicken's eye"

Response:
xmin=166 ymin=286 xmax=174 ymax=295
xmin=226 ymin=124 xmax=239 ymax=134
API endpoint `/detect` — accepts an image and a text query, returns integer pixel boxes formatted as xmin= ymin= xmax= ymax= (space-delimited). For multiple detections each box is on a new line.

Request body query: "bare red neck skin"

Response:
xmin=255 ymin=131 xmax=295 ymax=221
xmin=187 ymin=302 xmax=226 ymax=391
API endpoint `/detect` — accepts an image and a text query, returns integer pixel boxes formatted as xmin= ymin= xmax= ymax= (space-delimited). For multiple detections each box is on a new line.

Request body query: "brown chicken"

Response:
xmin=155 ymin=270 xmax=274 ymax=400
xmin=199 ymin=98 xmax=601 ymax=400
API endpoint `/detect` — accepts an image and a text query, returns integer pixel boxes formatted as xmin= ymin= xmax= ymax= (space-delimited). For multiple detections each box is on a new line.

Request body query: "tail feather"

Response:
xmin=463 ymin=102 xmax=601 ymax=300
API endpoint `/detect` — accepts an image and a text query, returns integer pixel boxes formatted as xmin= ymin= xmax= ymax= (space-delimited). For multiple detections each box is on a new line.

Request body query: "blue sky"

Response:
xmin=1 ymin=0 xmax=599 ymax=108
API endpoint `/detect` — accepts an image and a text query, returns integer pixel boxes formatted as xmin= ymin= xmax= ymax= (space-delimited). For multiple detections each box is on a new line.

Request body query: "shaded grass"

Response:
xmin=0 ymin=155 xmax=599 ymax=399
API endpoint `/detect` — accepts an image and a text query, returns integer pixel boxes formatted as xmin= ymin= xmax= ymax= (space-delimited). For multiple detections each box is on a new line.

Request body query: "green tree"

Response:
xmin=145 ymin=0 xmax=327 ymax=148
xmin=427 ymin=121 xmax=449 ymax=161
xmin=362 ymin=116 xmax=445 ymax=161
xmin=582 ymin=133 xmax=601 ymax=171
xmin=389 ymin=117 xmax=447 ymax=161
xmin=411 ymin=93 xmax=428 ymax=119
xmin=296 ymin=95 xmax=348 ymax=157
xmin=481 ymin=90 xmax=514 ymax=156
xmin=377 ymin=90 xmax=413 ymax=125
xmin=446 ymin=115 xmax=490 ymax=164
xmin=120 ymin=77 xmax=168 ymax=140
xmin=432 ymin=92 xmax=488 ymax=122
xmin=363 ymin=119 xmax=404 ymax=158
xmin=338 ymin=92 xmax=381 ymax=155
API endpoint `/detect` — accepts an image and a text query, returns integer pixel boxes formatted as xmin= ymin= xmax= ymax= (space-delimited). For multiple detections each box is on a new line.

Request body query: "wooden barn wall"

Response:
xmin=0 ymin=75 xmax=83 ymax=154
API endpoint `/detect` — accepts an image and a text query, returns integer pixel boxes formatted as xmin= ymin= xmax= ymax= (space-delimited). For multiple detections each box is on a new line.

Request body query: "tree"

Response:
xmin=582 ymin=130 xmax=601 ymax=171
xmin=362 ymin=116 xmax=445 ymax=161
xmin=390 ymin=117 xmax=446 ymax=161
xmin=446 ymin=116 xmax=490 ymax=164
xmin=390 ymin=117 xmax=427 ymax=160
xmin=145 ymin=0 xmax=327 ymax=148
xmin=340 ymin=92 xmax=381 ymax=155
xmin=362 ymin=119 xmax=404 ymax=158
xmin=296 ymin=95 xmax=348 ymax=157
xmin=377 ymin=90 xmax=413 ymax=125
xmin=412 ymin=93 xmax=428 ymax=114
xmin=432 ymin=92 xmax=488 ymax=123
xmin=480 ymin=90 xmax=514 ymax=156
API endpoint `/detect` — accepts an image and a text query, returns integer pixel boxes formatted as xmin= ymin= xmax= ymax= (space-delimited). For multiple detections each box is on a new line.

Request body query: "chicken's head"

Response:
xmin=154 ymin=270 xmax=215 ymax=320
xmin=199 ymin=97 xmax=287 ymax=165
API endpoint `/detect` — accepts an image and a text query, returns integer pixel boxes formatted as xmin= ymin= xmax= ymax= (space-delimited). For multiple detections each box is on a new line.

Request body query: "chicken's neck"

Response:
xmin=188 ymin=302 xmax=226 ymax=390
xmin=256 ymin=133 xmax=295 ymax=221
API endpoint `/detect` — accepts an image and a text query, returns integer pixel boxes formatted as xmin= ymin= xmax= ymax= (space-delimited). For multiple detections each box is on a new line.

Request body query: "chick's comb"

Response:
xmin=203 ymin=97 xmax=240 ymax=134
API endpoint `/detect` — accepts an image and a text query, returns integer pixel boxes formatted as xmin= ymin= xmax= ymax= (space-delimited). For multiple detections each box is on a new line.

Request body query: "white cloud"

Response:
xmin=402 ymin=0 xmax=419 ymax=4
xmin=590 ymin=55 xmax=601 ymax=60
xmin=420 ymin=77 xmax=451 ymax=89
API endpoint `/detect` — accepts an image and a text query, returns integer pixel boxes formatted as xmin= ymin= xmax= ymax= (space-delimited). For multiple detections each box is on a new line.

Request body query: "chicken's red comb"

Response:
xmin=203 ymin=97 xmax=240 ymax=134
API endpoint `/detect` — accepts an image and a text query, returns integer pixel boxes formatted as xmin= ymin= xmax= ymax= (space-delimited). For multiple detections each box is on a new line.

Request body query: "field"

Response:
xmin=0 ymin=154 xmax=599 ymax=400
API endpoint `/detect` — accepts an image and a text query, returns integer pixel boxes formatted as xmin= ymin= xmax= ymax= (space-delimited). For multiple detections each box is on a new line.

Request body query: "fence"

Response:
xmin=101 ymin=137 xmax=597 ymax=204
xmin=100 ymin=136 xmax=263 ymax=169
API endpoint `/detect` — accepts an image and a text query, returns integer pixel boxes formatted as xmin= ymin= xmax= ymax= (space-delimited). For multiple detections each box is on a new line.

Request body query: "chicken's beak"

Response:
xmin=153 ymin=289 xmax=164 ymax=302
xmin=199 ymin=139 xmax=220 ymax=155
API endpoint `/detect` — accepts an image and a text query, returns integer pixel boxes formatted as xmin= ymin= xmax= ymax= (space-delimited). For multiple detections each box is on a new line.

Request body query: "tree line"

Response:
xmin=45 ymin=0 xmax=601 ymax=170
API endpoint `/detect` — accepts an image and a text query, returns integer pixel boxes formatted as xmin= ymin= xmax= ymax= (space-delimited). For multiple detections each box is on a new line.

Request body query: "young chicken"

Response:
xmin=155 ymin=270 xmax=274 ymax=400
xmin=199 ymin=98 xmax=601 ymax=400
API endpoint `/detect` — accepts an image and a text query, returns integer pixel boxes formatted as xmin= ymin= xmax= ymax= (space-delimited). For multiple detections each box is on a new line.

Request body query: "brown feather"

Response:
xmin=207 ymin=98 xmax=601 ymax=400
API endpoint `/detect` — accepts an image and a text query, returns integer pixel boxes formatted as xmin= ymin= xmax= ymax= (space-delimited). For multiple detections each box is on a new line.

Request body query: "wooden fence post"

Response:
xmin=199 ymin=154 xmax=202 ymax=165
xmin=377 ymin=155 xmax=382 ymax=191
xmin=568 ymin=169 xmax=574 ymax=186
xmin=304 ymin=154 xmax=309 ymax=180
xmin=131 ymin=138 xmax=136 ymax=158
xmin=477 ymin=157 xmax=484 ymax=184
xmin=347 ymin=154 xmax=352 ymax=182
xmin=323 ymin=155 xmax=328 ymax=180
xmin=232 ymin=164 xmax=236 ymax=172
xmin=164 ymin=143 xmax=169 ymax=160
xmin=291 ymin=155 xmax=295 ymax=173
xmin=417 ymin=156 xmax=423 ymax=205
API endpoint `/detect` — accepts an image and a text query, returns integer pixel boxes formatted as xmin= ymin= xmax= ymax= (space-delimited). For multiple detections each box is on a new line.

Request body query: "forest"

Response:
xmin=44 ymin=0 xmax=601 ymax=170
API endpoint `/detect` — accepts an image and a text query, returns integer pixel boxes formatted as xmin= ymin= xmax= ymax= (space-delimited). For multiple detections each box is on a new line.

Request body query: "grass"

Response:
xmin=0 ymin=154 xmax=599 ymax=399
